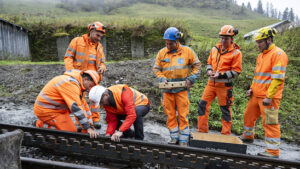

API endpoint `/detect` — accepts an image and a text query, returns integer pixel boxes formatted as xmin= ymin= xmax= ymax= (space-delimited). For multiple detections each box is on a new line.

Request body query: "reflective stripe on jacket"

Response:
xmin=64 ymin=34 xmax=106 ymax=81
xmin=250 ymin=44 xmax=288 ymax=99
xmin=152 ymin=43 xmax=201 ymax=93
xmin=104 ymin=84 xmax=149 ymax=134
xmin=207 ymin=42 xmax=242 ymax=84
xmin=34 ymin=70 xmax=90 ymax=130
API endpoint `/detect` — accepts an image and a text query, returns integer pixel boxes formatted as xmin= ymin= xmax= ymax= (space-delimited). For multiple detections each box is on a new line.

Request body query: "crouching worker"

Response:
xmin=89 ymin=85 xmax=150 ymax=142
xmin=33 ymin=69 xmax=100 ymax=138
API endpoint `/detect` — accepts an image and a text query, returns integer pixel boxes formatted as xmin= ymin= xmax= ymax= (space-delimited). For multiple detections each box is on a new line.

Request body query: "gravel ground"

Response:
xmin=0 ymin=60 xmax=299 ymax=164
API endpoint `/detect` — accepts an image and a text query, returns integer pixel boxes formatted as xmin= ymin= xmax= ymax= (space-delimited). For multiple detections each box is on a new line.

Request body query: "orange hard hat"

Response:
xmin=88 ymin=22 xmax=106 ymax=34
xmin=219 ymin=25 xmax=238 ymax=36
xmin=83 ymin=70 xmax=100 ymax=84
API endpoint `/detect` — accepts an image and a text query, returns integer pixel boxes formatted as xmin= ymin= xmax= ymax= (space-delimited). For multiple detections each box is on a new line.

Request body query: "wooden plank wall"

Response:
xmin=0 ymin=21 xmax=31 ymax=60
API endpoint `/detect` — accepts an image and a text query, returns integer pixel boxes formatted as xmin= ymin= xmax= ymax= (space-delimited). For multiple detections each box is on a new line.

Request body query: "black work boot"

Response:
xmin=239 ymin=135 xmax=254 ymax=143
xmin=168 ymin=139 xmax=179 ymax=145
xmin=257 ymin=151 xmax=279 ymax=158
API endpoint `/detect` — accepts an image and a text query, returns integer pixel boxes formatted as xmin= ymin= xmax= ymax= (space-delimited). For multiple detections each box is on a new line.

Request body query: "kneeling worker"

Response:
xmin=89 ymin=85 xmax=150 ymax=142
xmin=34 ymin=69 xmax=100 ymax=138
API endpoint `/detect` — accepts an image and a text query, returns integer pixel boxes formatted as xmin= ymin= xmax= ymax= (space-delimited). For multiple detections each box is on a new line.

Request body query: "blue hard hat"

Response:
xmin=163 ymin=27 xmax=182 ymax=41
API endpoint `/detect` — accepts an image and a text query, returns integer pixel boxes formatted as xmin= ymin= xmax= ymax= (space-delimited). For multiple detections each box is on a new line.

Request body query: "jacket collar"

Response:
xmin=166 ymin=42 xmax=183 ymax=55
xmin=262 ymin=44 xmax=275 ymax=54
xmin=64 ymin=70 xmax=85 ymax=91
xmin=83 ymin=34 xmax=97 ymax=46
xmin=215 ymin=42 xmax=240 ymax=54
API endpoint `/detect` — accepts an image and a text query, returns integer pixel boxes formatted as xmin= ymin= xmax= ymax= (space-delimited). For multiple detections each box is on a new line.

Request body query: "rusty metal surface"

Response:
xmin=1 ymin=123 xmax=299 ymax=169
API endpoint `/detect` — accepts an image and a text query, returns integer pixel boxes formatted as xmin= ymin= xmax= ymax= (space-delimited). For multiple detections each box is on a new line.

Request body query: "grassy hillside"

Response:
xmin=110 ymin=3 xmax=278 ymax=37
xmin=0 ymin=0 xmax=278 ymax=38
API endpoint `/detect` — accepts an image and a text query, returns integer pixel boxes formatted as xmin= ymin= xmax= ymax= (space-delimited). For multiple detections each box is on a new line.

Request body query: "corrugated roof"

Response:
xmin=243 ymin=20 xmax=290 ymax=39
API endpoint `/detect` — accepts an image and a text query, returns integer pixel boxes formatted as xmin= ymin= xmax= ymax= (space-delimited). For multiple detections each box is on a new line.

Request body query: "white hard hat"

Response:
xmin=89 ymin=85 xmax=107 ymax=107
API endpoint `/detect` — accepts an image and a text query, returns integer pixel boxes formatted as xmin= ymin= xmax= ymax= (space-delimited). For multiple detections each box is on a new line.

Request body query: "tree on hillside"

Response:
xmin=278 ymin=11 xmax=282 ymax=20
xmin=282 ymin=7 xmax=289 ymax=20
xmin=296 ymin=16 xmax=300 ymax=26
xmin=256 ymin=0 xmax=264 ymax=14
xmin=240 ymin=2 xmax=246 ymax=14
xmin=247 ymin=2 xmax=252 ymax=11
xmin=0 ymin=0 xmax=3 ymax=12
xmin=289 ymin=8 xmax=295 ymax=22
xmin=270 ymin=3 xmax=275 ymax=18
xmin=274 ymin=9 xmax=278 ymax=19
xmin=266 ymin=2 xmax=269 ymax=17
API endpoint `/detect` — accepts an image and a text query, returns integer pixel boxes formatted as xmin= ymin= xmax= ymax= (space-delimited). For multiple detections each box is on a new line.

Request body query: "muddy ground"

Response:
xmin=0 ymin=59 xmax=300 ymax=161
xmin=0 ymin=59 xmax=164 ymax=122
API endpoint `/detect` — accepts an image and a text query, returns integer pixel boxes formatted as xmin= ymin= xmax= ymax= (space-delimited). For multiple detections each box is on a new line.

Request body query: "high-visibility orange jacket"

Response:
xmin=34 ymin=70 xmax=91 ymax=130
xmin=206 ymin=42 xmax=242 ymax=84
xmin=250 ymin=44 xmax=288 ymax=99
xmin=104 ymin=84 xmax=149 ymax=135
xmin=152 ymin=43 xmax=201 ymax=93
xmin=64 ymin=34 xmax=106 ymax=80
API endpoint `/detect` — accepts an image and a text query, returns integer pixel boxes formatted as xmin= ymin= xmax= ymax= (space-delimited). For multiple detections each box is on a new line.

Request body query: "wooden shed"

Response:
xmin=0 ymin=19 xmax=31 ymax=60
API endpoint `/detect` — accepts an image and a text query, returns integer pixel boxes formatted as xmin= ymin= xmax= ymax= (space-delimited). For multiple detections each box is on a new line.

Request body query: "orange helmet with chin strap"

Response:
xmin=219 ymin=25 xmax=238 ymax=36
xmin=88 ymin=22 xmax=106 ymax=34
xmin=82 ymin=70 xmax=100 ymax=85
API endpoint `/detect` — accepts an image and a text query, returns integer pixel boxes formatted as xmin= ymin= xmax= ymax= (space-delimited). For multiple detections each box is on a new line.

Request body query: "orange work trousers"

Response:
xmin=35 ymin=112 xmax=78 ymax=132
xmin=90 ymin=106 xmax=100 ymax=123
xmin=243 ymin=96 xmax=281 ymax=156
xmin=162 ymin=90 xmax=190 ymax=132
xmin=198 ymin=83 xmax=233 ymax=135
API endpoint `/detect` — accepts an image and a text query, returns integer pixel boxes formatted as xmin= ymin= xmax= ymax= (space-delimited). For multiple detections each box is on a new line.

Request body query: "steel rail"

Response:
xmin=1 ymin=123 xmax=299 ymax=169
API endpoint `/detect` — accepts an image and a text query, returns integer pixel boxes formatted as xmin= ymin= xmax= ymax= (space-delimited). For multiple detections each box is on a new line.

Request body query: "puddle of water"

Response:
xmin=0 ymin=102 xmax=299 ymax=161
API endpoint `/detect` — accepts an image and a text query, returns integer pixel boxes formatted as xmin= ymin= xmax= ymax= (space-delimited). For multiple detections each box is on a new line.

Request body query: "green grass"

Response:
xmin=111 ymin=3 xmax=278 ymax=37
xmin=1 ymin=1 xmax=279 ymax=38
xmin=187 ymin=28 xmax=300 ymax=143
xmin=0 ymin=85 xmax=12 ymax=97
xmin=0 ymin=60 xmax=119 ymax=66
xmin=0 ymin=60 xmax=64 ymax=65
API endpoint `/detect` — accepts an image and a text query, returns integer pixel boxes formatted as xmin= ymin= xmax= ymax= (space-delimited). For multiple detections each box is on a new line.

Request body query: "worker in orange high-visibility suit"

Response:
xmin=64 ymin=21 xmax=106 ymax=128
xmin=198 ymin=25 xmax=242 ymax=135
xmin=89 ymin=85 xmax=150 ymax=142
xmin=241 ymin=27 xmax=288 ymax=158
xmin=152 ymin=27 xmax=201 ymax=146
xmin=34 ymin=69 xmax=100 ymax=138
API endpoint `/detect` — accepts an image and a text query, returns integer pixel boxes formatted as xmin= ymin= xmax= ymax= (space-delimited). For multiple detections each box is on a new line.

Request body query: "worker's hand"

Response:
xmin=88 ymin=119 xmax=94 ymax=129
xmin=97 ymin=67 xmax=104 ymax=74
xmin=88 ymin=118 xmax=94 ymax=126
xmin=186 ymin=79 xmax=192 ymax=88
xmin=207 ymin=70 xmax=213 ymax=76
xmin=87 ymin=128 xmax=99 ymax=139
xmin=210 ymin=71 xmax=219 ymax=78
xmin=164 ymin=80 xmax=172 ymax=90
xmin=111 ymin=131 xmax=123 ymax=142
xmin=262 ymin=98 xmax=272 ymax=106
xmin=245 ymin=89 xmax=253 ymax=97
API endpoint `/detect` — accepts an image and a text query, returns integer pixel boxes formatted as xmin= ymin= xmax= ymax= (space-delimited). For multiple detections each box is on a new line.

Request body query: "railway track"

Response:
xmin=0 ymin=123 xmax=299 ymax=169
